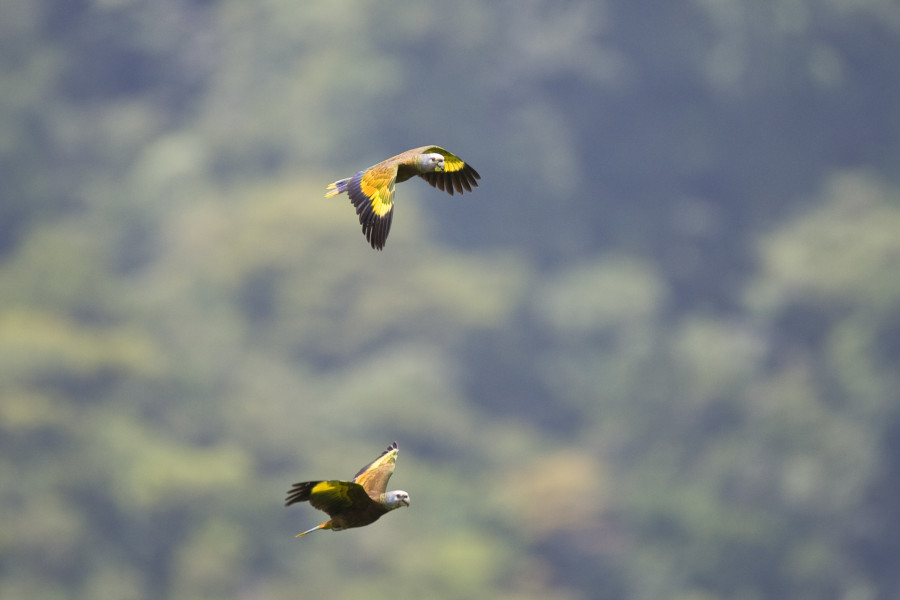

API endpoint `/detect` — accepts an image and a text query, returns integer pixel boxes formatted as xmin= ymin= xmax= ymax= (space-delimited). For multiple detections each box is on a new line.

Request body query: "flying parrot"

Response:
xmin=325 ymin=146 xmax=481 ymax=250
xmin=285 ymin=442 xmax=410 ymax=537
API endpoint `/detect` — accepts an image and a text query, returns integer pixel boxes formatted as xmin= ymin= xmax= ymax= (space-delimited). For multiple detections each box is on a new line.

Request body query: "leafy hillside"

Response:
xmin=2 ymin=1 xmax=900 ymax=598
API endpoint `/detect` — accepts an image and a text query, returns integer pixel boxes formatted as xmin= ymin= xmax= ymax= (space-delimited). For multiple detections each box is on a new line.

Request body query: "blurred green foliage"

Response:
xmin=3 ymin=0 xmax=900 ymax=598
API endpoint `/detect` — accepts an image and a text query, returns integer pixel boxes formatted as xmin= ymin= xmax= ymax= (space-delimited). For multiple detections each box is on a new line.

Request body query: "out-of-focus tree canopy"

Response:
xmin=3 ymin=0 xmax=900 ymax=598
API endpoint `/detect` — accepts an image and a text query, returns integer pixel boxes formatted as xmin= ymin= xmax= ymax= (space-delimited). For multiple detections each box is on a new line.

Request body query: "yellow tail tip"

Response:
xmin=325 ymin=179 xmax=349 ymax=198
xmin=294 ymin=523 xmax=326 ymax=537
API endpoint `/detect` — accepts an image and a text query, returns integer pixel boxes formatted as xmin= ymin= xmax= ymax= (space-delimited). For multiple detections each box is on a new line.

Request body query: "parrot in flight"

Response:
xmin=285 ymin=442 xmax=409 ymax=537
xmin=325 ymin=146 xmax=480 ymax=250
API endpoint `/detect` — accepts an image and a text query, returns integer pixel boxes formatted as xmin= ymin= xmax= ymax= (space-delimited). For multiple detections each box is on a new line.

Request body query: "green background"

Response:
xmin=3 ymin=0 xmax=900 ymax=598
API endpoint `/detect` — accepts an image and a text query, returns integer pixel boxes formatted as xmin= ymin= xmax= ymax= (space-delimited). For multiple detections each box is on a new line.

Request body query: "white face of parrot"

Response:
xmin=384 ymin=490 xmax=411 ymax=510
xmin=419 ymin=153 xmax=445 ymax=172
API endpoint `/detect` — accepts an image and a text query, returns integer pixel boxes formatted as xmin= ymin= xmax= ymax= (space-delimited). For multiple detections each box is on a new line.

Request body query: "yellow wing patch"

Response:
xmin=358 ymin=165 xmax=396 ymax=217
xmin=311 ymin=481 xmax=350 ymax=496
xmin=309 ymin=481 xmax=357 ymax=512
xmin=441 ymin=153 xmax=466 ymax=173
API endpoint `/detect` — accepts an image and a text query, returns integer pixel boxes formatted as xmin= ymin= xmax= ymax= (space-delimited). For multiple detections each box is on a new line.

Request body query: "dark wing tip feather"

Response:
xmin=451 ymin=172 xmax=467 ymax=194
xmin=361 ymin=209 xmax=392 ymax=250
xmin=420 ymin=164 xmax=480 ymax=196
xmin=351 ymin=442 xmax=400 ymax=481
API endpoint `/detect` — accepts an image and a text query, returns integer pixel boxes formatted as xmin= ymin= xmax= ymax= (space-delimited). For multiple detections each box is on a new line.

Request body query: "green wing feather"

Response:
xmin=285 ymin=480 xmax=375 ymax=516
xmin=309 ymin=481 xmax=375 ymax=514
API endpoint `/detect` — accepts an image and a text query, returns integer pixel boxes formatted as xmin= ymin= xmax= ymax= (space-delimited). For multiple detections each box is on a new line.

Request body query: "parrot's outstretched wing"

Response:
xmin=351 ymin=164 xmax=398 ymax=250
xmin=285 ymin=480 xmax=376 ymax=516
xmin=416 ymin=146 xmax=481 ymax=195
xmin=325 ymin=165 xmax=397 ymax=250
xmin=352 ymin=441 xmax=399 ymax=500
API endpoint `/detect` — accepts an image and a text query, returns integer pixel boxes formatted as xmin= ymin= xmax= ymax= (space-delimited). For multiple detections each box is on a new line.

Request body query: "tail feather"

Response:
xmin=325 ymin=178 xmax=351 ymax=198
xmin=295 ymin=522 xmax=329 ymax=538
